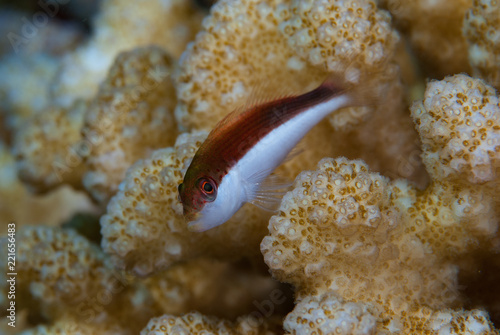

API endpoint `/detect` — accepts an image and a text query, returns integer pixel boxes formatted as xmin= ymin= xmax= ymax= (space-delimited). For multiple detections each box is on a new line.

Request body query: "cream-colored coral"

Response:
xmin=283 ymin=292 xmax=377 ymax=335
xmin=0 ymin=141 xmax=96 ymax=235
xmin=277 ymin=0 xmax=426 ymax=183
xmin=2 ymin=226 xmax=117 ymax=312
xmin=464 ymin=0 xmax=500 ymax=89
xmin=411 ymin=74 xmax=500 ymax=185
xmin=1 ymin=0 xmax=201 ymax=136
xmin=14 ymin=46 xmax=180 ymax=204
xmin=380 ymin=0 xmax=472 ymax=77
xmin=430 ymin=308 xmax=497 ymax=334
xmin=0 ymin=54 xmax=59 ymax=128
xmin=14 ymin=100 xmax=88 ymax=192
xmin=4 ymin=226 xmax=287 ymax=333
xmin=101 ymin=131 xmax=271 ymax=275
xmin=18 ymin=316 xmax=124 ymax=335
xmin=0 ymin=226 xmax=157 ymax=334
xmin=50 ymin=0 xmax=203 ymax=107
xmin=285 ymin=296 xmax=498 ymax=335
xmin=145 ymin=258 xmax=289 ymax=320
xmin=262 ymin=156 xmax=498 ymax=333
xmin=261 ymin=74 xmax=500 ymax=332
xmin=262 ymin=158 xmax=455 ymax=308
xmin=279 ymin=0 xmax=398 ymax=78
xmin=141 ymin=312 xmax=280 ymax=335
xmin=81 ymin=45 xmax=179 ymax=204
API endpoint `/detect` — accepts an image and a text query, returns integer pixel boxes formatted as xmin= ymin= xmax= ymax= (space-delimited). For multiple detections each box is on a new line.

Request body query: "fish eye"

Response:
xmin=202 ymin=181 xmax=213 ymax=193
xmin=198 ymin=178 xmax=217 ymax=200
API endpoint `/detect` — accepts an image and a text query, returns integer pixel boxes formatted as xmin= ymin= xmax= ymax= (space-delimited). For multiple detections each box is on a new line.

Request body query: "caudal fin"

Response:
xmin=320 ymin=60 xmax=395 ymax=109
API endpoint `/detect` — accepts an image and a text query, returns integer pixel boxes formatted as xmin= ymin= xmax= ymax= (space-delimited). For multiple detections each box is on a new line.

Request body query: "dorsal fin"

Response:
xmin=224 ymin=76 xmax=315 ymax=120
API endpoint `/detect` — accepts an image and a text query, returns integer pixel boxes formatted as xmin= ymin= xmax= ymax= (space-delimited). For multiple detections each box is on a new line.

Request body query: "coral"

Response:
xmin=145 ymin=258 xmax=291 ymax=320
xmin=261 ymin=158 xmax=452 ymax=306
xmin=464 ymin=0 xmax=500 ymax=89
xmin=50 ymin=0 xmax=203 ymax=108
xmin=14 ymin=46 xmax=179 ymax=204
xmin=100 ymin=131 xmax=272 ymax=275
xmin=14 ymin=100 xmax=89 ymax=191
xmin=405 ymin=308 xmax=499 ymax=335
xmin=18 ymin=317 xmax=123 ymax=335
xmin=4 ymin=225 xmax=288 ymax=333
xmin=0 ymin=0 xmax=200 ymax=131
xmin=261 ymin=74 xmax=500 ymax=332
xmin=286 ymin=296 xmax=498 ymax=335
xmin=380 ymin=0 xmax=472 ymax=77
xmin=0 ymin=141 xmax=96 ymax=235
xmin=262 ymin=155 xmax=498 ymax=333
xmin=0 ymin=226 xmax=157 ymax=334
xmin=1 ymin=226 xmax=115 ymax=313
xmin=174 ymin=0 xmax=322 ymax=132
xmin=81 ymin=45 xmax=179 ymax=203
xmin=278 ymin=0 xmax=428 ymax=183
xmin=283 ymin=292 xmax=377 ymax=335
xmin=140 ymin=312 xmax=281 ymax=335
xmin=0 ymin=53 xmax=59 ymax=128
xmin=279 ymin=0 xmax=398 ymax=77
xmin=411 ymin=74 xmax=500 ymax=185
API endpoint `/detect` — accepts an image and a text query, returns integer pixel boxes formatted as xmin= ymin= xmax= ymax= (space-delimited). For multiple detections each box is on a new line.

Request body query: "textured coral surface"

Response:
xmin=261 ymin=74 xmax=500 ymax=333
xmin=464 ymin=0 xmax=500 ymax=89
xmin=141 ymin=312 xmax=282 ymax=335
xmin=2 ymin=0 xmax=500 ymax=334
xmin=81 ymin=45 xmax=179 ymax=204
xmin=380 ymin=0 xmax=473 ymax=78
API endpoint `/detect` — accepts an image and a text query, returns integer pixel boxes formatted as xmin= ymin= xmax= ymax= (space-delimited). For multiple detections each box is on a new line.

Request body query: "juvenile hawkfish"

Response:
xmin=178 ymin=77 xmax=368 ymax=232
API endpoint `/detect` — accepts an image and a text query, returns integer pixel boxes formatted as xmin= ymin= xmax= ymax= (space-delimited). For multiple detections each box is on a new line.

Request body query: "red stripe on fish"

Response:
xmin=187 ymin=81 xmax=343 ymax=185
xmin=178 ymin=76 xmax=354 ymax=231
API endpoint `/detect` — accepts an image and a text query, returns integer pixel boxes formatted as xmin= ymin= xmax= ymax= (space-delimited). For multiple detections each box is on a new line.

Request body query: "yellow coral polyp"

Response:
xmin=280 ymin=0 xmax=398 ymax=73
xmin=141 ymin=311 xmax=281 ymax=335
xmin=262 ymin=157 xmax=400 ymax=295
xmin=81 ymin=46 xmax=179 ymax=204
xmin=14 ymin=100 xmax=89 ymax=192
xmin=262 ymin=137 xmax=499 ymax=332
xmin=464 ymin=0 xmax=500 ymax=89
xmin=411 ymin=74 xmax=500 ymax=185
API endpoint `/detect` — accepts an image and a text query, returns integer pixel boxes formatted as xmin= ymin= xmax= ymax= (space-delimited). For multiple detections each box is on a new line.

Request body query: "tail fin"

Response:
xmin=320 ymin=60 xmax=396 ymax=109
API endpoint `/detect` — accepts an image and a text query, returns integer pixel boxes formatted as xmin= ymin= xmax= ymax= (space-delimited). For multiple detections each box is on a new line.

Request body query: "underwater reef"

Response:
xmin=1 ymin=0 xmax=500 ymax=334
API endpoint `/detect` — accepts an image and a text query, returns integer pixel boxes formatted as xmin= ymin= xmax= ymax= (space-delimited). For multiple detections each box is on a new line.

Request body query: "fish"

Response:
xmin=178 ymin=75 xmax=373 ymax=232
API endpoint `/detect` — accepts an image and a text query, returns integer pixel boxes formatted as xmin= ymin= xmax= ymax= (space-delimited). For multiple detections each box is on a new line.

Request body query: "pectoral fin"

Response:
xmin=246 ymin=172 xmax=292 ymax=211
